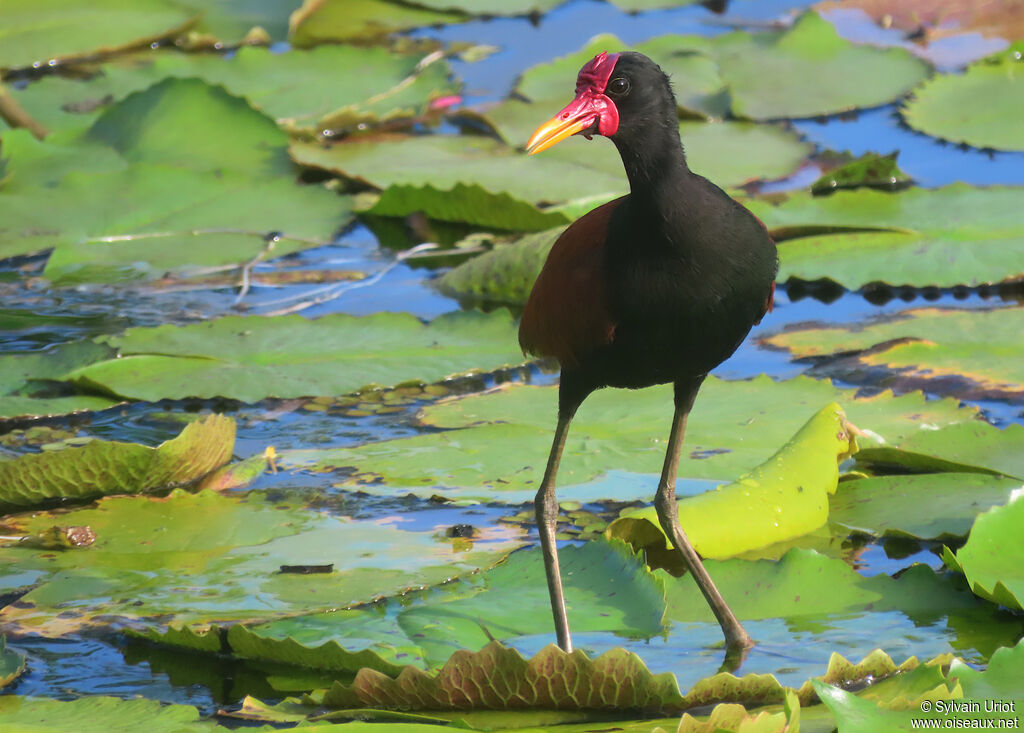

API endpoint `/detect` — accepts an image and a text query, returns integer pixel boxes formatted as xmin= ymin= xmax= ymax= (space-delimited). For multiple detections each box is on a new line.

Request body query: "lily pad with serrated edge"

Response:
xmin=903 ymin=43 xmax=1024 ymax=152
xmin=63 ymin=309 xmax=523 ymax=403
xmin=1 ymin=78 xmax=349 ymax=282
xmin=0 ymin=489 xmax=525 ymax=636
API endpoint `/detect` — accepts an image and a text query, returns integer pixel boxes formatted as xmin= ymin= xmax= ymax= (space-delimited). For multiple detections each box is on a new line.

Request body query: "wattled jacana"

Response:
xmin=520 ymin=52 xmax=777 ymax=655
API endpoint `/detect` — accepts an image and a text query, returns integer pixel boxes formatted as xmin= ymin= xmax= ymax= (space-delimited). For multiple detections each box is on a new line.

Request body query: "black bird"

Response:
xmin=520 ymin=51 xmax=777 ymax=655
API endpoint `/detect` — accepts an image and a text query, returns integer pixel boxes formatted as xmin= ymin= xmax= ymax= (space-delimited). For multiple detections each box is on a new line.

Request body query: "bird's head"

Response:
xmin=525 ymin=51 xmax=674 ymax=155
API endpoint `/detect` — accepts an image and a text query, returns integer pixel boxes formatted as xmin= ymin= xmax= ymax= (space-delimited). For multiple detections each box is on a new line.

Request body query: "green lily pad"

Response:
xmin=321 ymin=641 xmax=689 ymax=712
xmin=1 ymin=78 xmax=350 ymax=282
xmin=397 ymin=0 xmax=564 ymax=15
xmin=0 ymin=414 xmax=235 ymax=508
xmin=830 ymin=473 xmax=1024 ymax=540
xmin=611 ymin=403 xmax=855 ymax=559
xmin=857 ymin=422 xmax=1024 ymax=481
xmin=436 ymin=226 xmax=564 ymax=305
xmin=63 ymin=309 xmax=522 ymax=403
xmin=0 ymin=0 xmax=196 ymax=72
xmin=224 ymin=540 xmax=666 ymax=671
xmin=11 ymin=45 xmax=456 ymax=137
xmin=0 ymin=489 xmax=524 ymax=635
xmin=706 ymin=11 xmax=930 ymax=120
xmin=176 ymin=0 xmax=301 ymax=42
xmin=289 ymin=0 xmax=465 ymax=46
xmin=944 ymin=499 xmax=1024 ymax=611
xmin=0 ymin=341 xmax=119 ymax=420
xmin=0 ymin=696 xmax=211 ymax=732
xmin=676 ymin=689 xmax=799 ymax=733
xmin=0 ymin=637 xmax=26 ymax=689
xmin=903 ymin=43 xmax=1024 ymax=152
xmin=269 ymin=376 xmax=975 ymax=500
xmin=291 ymin=133 xmax=625 ymax=206
xmin=364 ymin=183 xmax=571 ymax=231
xmin=747 ymin=184 xmax=1024 ymax=288
xmin=764 ymin=307 xmax=1024 ymax=401
xmin=951 ymin=637 xmax=1024 ymax=699
xmin=663 ymin=550 xmax=989 ymax=624
xmin=811 ymin=152 xmax=911 ymax=195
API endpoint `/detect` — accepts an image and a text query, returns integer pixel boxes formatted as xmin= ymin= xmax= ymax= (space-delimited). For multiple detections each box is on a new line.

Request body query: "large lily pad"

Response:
xmin=0 ymin=0 xmax=196 ymax=72
xmin=903 ymin=43 xmax=1024 ymax=152
xmin=0 ymin=637 xmax=26 ymax=689
xmin=291 ymin=134 xmax=625 ymax=206
xmin=857 ymin=422 xmax=1024 ymax=481
xmin=1 ymin=78 xmax=350 ymax=281
xmin=662 ymin=550 xmax=986 ymax=624
xmin=763 ymin=307 xmax=1024 ymax=401
xmin=270 ymin=376 xmax=975 ymax=500
xmin=0 ymin=696 xmax=210 ymax=732
xmin=830 ymin=472 xmax=1024 ymax=539
xmin=223 ymin=540 xmax=666 ymax=671
xmin=11 ymin=45 xmax=456 ymax=137
xmin=746 ymin=184 xmax=1024 ymax=288
xmin=705 ymin=11 xmax=930 ymax=120
xmin=943 ymin=498 xmax=1024 ymax=611
xmin=0 ymin=341 xmax=119 ymax=420
xmin=0 ymin=489 xmax=524 ymax=635
xmin=288 ymin=0 xmax=465 ymax=46
xmin=817 ymin=0 xmax=1024 ymax=42
xmin=64 ymin=309 xmax=522 ymax=403
xmin=0 ymin=414 xmax=235 ymax=507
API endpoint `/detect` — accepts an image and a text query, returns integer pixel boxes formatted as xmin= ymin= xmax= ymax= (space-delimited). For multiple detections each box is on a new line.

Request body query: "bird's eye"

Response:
xmin=608 ymin=77 xmax=630 ymax=95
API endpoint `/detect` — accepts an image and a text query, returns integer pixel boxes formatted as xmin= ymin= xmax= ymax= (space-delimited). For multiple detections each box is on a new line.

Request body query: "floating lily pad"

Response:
xmin=364 ymin=183 xmax=571 ymax=231
xmin=944 ymin=499 xmax=1024 ymax=611
xmin=662 ymin=551 xmax=986 ymax=624
xmin=289 ymin=0 xmax=465 ymax=46
xmin=0 ymin=414 xmax=235 ymax=508
xmin=904 ymin=43 xmax=1024 ymax=152
xmin=857 ymin=422 xmax=1024 ymax=481
xmin=291 ymin=134 xmax=625 ymax=206
xmin=1 ymin=78 xmax=350 ymax=281
xmin=12 ymin=45 xmax=456 ymax=137
xmin=0 ymin=637 xmax=26 ymax=689
xmin=0 ymin=489 xmax=524 ymax=635
xmin=176 ymin=0 xmax=302 ymax=42
xmin=746 ymin=184 xmax=1024 ymax=288
xmin=830 ymin=473 xmax=1023 ymax=539
xmin=764 ymin=307 xmax=1024 ymax=402
xmin=707 ymin=11 xmax=930 ymax=120
xmin=0 ymin=341 xmax=119 ymax=420
xmin=811 ymin=152 xmax=911 ymax=195
xmin=63 ymin=309 xmax=522 ymax=403
xmin=0 ymin=0 xmax=196 ymax=72
xmin=0 ymin=696 xmax=210 ymax=732
xmin=226 ymin=540 xmax=665 ymax=671
xmin=397 ymin=0 xmax=564 ymax=14
xmin=270 ymin=376 xmax=974 ymax=500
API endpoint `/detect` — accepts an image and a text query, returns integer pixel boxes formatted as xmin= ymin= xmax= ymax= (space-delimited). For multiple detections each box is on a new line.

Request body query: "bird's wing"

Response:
xmin=518 ymin=196 xmax=626 ymax=367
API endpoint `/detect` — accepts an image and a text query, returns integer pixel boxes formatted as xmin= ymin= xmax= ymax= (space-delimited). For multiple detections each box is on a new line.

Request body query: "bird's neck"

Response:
xmin=612 ymin=123 xmax=692 ymax=218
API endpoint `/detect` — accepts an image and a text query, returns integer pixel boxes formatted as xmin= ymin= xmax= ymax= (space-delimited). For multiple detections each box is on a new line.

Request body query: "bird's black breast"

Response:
xmin=586 ymin=178 xmax=777 ymax=390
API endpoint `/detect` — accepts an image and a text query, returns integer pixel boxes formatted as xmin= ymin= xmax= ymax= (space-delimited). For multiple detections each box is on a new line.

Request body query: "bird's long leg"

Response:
xmin=653 ymin=379 xmax=754 ymax=659
xmin=536 ymin=409 xmax=575 ymax=652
